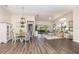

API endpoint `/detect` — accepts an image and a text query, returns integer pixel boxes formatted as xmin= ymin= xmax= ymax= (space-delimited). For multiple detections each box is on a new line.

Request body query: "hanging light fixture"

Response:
xmin=20 ymin=7 xmax=26 ymax=28
xmin=20 ymin=7 xmax=26 ymax=24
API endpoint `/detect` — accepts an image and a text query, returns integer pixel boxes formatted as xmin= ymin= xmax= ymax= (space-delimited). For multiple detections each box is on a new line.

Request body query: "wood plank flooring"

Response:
xmin=0 ymin=37 xmax=79 ymax=54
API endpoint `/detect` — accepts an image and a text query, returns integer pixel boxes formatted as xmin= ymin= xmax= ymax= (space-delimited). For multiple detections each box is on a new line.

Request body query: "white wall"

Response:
xmin=0 ymin=6 xmax=11 ymax=23
xmin=36 ymin=21 xmax=50 ymax=26
xmin=73 ymin=8 xmax=79 ymax=42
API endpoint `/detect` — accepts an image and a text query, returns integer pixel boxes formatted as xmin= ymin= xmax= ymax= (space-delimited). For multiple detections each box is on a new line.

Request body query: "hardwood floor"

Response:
xmin=0 ymin=37 xmax=79 ymax=54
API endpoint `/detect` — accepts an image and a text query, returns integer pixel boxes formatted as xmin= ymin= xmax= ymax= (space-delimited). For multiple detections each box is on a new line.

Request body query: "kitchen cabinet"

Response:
xmin=0 ymin=23 xmax=11 ymax=43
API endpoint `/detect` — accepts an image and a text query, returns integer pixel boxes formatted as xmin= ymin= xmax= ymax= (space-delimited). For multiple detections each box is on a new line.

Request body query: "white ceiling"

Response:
xmin=3 ymin=5 xmax=78 ymax=20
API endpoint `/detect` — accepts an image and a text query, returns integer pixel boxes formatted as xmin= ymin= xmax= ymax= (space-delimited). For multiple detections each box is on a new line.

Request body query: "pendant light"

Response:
xmin=20 ymin=7 xmax=26 ymax=28
xmin=20 ymin=7 xmax=26 ymax=24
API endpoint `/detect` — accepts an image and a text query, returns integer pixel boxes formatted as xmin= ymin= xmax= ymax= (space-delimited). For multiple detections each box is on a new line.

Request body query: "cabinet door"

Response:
xmin=0 ymin=23 xmax=7 ymax=43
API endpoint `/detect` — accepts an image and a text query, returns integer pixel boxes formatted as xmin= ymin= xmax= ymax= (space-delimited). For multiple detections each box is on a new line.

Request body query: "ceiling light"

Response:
xmin=49 ymin=17 xmax=52 ymax=20
xmin=60 ymin=18 xmax=66 ymax=21
xmin=20 ymin=7 xmax=26 ymax=24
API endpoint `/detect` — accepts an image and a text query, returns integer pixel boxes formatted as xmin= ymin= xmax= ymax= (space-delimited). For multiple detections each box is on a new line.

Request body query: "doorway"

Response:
xmin=27 ymin=21 xmax=34 ymax=39
xmin=28 ymin=24 xmax=33 ymax=37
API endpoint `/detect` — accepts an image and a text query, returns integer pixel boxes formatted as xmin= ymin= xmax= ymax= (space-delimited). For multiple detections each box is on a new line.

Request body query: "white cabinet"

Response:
xmin=64 ymin=33 xmax=70 ymax=39
xmin=0 ymin=23 xmax=11 ymax=43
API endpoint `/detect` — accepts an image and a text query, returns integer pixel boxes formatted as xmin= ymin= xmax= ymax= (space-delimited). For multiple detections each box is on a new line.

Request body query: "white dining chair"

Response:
xmin=25 ymin=33 xmax=30 ymax=43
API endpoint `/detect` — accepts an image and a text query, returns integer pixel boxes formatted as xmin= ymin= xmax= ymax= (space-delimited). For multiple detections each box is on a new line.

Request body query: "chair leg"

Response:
xmin=12 ymin=40 xmax=15 ymax=44
xmin=14 ymin=40 xmax=16 ymax=44
xmin=11 ymin=40 xmax=14 ymax=44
